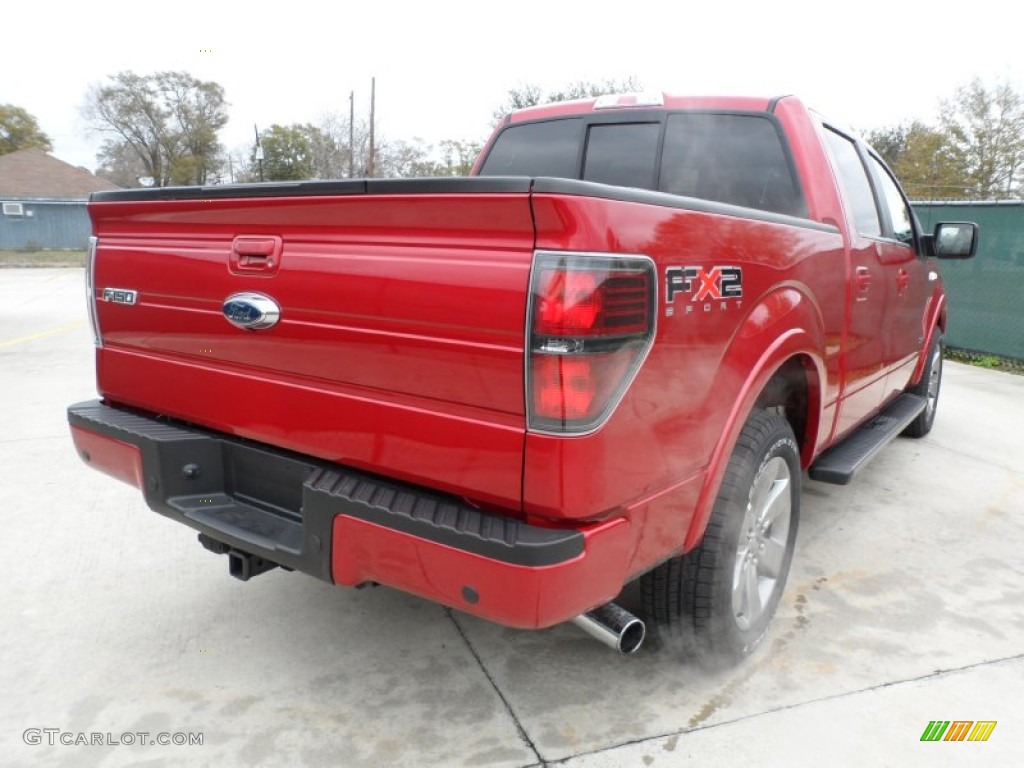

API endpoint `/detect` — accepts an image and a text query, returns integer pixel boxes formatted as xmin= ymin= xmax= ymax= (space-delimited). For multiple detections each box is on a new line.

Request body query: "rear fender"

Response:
xmin=682 ymin=287 xmax=825 ymax=552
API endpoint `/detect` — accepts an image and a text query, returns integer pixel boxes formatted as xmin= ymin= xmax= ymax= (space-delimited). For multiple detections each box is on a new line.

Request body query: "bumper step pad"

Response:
xmin=305 ymin=468 xmax=583 ymax=567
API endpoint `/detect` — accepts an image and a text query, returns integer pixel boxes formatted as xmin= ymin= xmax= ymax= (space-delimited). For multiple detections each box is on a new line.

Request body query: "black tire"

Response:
xmin=902 ymin=333 xmax=943 ymax=438
xmin=641 ymin=409 xmax=800 ymax=668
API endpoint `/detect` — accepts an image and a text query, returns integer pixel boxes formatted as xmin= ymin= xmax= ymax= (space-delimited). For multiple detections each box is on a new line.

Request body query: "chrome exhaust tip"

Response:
xmin=571 ymin=602 xmax=645 ymax=654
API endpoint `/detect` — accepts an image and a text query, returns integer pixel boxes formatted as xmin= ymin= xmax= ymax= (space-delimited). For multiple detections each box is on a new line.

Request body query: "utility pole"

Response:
xmin=368 ymin=77 xmax=376 ymax=178
xmin=348 ymin=90 xmax=355 ymax=179
xmin=254 ymin=124 xmax=264 ymax=182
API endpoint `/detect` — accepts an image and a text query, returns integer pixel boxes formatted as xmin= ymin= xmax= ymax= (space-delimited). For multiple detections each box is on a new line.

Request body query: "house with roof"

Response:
xmin=0 ymin=150 xmax=120 ymax=250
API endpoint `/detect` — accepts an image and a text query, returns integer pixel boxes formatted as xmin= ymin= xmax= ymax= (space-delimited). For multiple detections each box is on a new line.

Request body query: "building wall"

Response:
xmin=0 ymin=199 xmax=91 ymax=250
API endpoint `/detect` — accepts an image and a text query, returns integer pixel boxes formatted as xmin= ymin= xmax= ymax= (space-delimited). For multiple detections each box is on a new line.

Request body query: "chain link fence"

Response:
xmin=913 ymin=201 xmax=1024 ymax=365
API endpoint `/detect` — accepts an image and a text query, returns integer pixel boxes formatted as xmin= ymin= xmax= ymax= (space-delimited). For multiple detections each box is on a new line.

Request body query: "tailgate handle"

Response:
xmin=231 ymin=235 xmax=282 ymax=273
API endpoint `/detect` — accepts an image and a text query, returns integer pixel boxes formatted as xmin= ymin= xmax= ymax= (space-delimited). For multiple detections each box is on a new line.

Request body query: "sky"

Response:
xmin=3 ymin=0 xmax=1021 ymax=174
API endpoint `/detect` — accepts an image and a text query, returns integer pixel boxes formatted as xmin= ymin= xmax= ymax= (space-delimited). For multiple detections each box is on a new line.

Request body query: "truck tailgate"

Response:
xmin=88 ymin=179 xmax=535 ymax=509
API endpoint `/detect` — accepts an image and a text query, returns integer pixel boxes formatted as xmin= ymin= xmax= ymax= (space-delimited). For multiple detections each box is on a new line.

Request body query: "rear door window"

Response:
xmin=659 ymin=114 xmax=803 ymax=216
xmin=823 ymin=128 xmax=882 ymax=238
xmin=869 ymin=156 xmax=914 ymax=245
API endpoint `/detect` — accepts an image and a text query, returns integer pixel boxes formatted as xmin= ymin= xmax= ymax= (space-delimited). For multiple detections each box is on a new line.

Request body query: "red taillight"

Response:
xmin=527 ymin=252 xmax=655 ymax=433
xmin=534 ymin=269 xmax=650 ymax=336
xmin=536 ymin=270 xmax=601 ymax=333
xmin=530 ymin=352 xmax=634 ymax=423
xmin=532 ymin=356 xmax=596 ymax=420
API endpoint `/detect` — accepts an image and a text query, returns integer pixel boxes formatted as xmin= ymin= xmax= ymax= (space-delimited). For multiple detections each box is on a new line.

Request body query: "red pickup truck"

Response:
xmin=68 ymin=93 xmax=976 ymax=666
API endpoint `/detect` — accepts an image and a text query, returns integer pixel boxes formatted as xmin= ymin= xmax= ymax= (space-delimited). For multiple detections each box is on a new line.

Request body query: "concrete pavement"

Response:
xmin=1 ymin=268 xmax=1021 ymax=767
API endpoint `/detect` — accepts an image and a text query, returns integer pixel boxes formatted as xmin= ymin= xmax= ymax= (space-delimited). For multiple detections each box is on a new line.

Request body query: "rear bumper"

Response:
xmin=67 ymin=400 xmax=634 ymax=628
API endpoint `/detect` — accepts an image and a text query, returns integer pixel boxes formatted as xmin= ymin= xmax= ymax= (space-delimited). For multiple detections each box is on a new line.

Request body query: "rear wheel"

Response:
xmin=903 ymin=333 xmax=943 ymax=438
xmin=641 ymin=409 xmax=800 ymax=668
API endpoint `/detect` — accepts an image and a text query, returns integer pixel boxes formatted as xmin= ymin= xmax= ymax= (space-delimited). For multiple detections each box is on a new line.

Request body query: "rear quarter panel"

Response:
xmin=524 ymin=192 xmax=844 ymax=572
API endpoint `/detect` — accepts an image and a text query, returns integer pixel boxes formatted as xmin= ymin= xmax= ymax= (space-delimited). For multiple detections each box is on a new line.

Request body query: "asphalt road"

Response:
xmin=2 ymin=268 xmax=1022 ymax=767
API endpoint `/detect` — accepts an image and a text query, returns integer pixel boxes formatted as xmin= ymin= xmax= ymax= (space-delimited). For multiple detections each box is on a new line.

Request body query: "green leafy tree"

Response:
xmin=0 ymin=104 xmax=53 ymax=154
xmin=863 ymin=123 xmax=912 ymax=167
xmin=256 ymin=124 xmax=317 ymax=181
xmin=373 ymin=138 xmax=484 ymax=178
xmin=438 ymin=139 xmax=483 ymax=176
xmin=159 ymin=72 xmax=228 ymax=185
xmin=939 ymin=78 xmax=1024 ymax=199
xmin=84 ymin=71 xmax=228 ymax=186
xmin=306 ymin=117 xmax=344 ymax=179
xmin=491 ymin=83 xmax=543 ymax=122
xmin=492 ymin=77 xmax=643 ymax=123
xmin=376 ymin=138 xmax=444 ymax=177
xmin=864 ymin=121 xmax=969 ymax=199
xmin=249 ymin=108 xmax=482 ymax=182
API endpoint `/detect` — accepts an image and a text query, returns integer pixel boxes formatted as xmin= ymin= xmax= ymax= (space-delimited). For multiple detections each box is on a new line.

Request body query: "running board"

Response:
xmin=809 ymin=394 xmax=927 ymax=485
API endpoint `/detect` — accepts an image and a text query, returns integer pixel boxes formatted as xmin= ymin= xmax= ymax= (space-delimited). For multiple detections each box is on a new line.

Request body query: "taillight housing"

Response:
xmin=527 ymin=251 xmax=655 ymax=433
xmin=86 ymin=235 xmax=103 ymax=347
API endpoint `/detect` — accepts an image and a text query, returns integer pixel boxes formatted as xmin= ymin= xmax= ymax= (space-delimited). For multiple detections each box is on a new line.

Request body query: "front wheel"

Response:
xmin=903 ymin=333 xmax=943 ymax=438
xmin=641 ymin=409 xmax=800 ymax=668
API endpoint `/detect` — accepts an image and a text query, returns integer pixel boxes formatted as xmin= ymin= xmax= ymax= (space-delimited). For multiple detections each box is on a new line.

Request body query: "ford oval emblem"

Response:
xmin=222 ymin=292 xmax=281 ymax=330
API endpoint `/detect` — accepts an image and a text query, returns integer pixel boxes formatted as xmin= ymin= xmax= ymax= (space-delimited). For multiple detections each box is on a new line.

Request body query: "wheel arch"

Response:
xmin=754 ymin=354 xmax=821 ymax=466
xmin=681 ymin=290 xmax=826 ymax=553
xmin=910 ymin=290 xmax=947 ymax=387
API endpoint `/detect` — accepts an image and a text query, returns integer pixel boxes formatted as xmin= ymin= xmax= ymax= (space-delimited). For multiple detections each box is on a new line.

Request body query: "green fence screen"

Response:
xmin=913 ymin=201 xmax=1024 ymax=362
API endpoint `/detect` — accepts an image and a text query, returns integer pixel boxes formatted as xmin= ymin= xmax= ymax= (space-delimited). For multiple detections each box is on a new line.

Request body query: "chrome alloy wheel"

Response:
xmin=732 ymin=456 xmax=792 ymax=631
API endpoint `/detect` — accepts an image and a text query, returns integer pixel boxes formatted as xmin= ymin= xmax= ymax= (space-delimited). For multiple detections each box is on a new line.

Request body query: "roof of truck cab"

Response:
xmin=508 ymin=95 xmax=782 ymax=123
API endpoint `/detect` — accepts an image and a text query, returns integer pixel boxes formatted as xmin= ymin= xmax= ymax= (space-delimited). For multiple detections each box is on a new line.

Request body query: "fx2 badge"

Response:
xmin=664 ymin=265 xmax=743 ymax=317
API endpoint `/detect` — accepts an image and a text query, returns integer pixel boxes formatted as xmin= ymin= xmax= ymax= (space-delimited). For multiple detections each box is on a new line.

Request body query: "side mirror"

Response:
xmin=926 ymin=221 xmax=979 ymax=259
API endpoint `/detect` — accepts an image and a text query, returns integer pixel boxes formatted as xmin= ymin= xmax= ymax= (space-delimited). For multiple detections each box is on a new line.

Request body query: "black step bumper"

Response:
xmin=67 ymin=400 xmax=584 ymax=583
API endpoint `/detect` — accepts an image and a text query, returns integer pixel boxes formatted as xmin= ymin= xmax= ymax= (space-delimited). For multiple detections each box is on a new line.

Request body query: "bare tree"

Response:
xmin=83 ymin=71 xmax=228 ymax=186
xmin=492 ymin=77 xmax=643 ymax=124
xmin=939 ymin=78 xmax=1024 ymax=199
xmin=313 ymin=111 xmax=370 ymax=178
xmin=94 ymin=139 xmax=150 ymax=187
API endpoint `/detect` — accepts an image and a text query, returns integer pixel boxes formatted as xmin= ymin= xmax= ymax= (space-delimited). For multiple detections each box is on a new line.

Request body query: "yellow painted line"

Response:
xmin=0 ymin=321 xmax=86 ymax=349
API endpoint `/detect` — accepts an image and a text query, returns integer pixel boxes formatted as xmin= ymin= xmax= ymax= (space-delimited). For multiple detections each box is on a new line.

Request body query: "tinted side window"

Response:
xmin=583 ymin=123 xmax=660 ymax=189
xmin=659 ymin=114 xmax=803 ymax=216
xmin=823 ymin=129 xmax=881 ymax=237
xmin=869 ymin=157 xmax=914 ymax=245
xmin=479 ymin=119 xmax=582 ymax=177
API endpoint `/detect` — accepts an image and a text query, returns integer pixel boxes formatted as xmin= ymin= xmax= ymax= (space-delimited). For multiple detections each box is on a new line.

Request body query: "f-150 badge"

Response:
xmin=222 ymin=292 xmax=281 ymax=330
xmin=102 ymin=287 xmax=137 ymax=305
xmin=664 ymin=265 xmax=743 ymax=316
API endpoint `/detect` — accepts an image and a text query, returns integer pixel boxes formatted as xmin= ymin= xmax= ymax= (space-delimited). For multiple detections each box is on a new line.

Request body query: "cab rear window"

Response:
xmin=477 ymin=118 xmax=582 ymax=178
xmin=479 ymin=112 xmax=805 ymax=218
xmin=583 ymin=123 xmax=660 ymax=189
